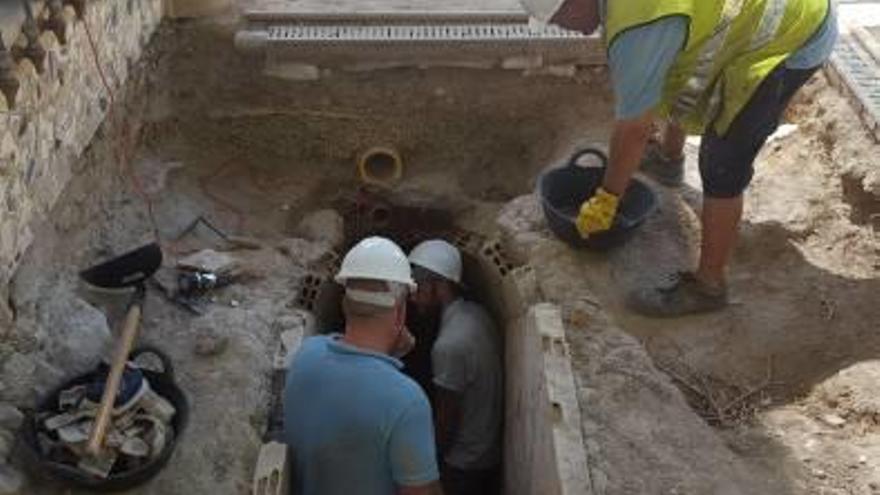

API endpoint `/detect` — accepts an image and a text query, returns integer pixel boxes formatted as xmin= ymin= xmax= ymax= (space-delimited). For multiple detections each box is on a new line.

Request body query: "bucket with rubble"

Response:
xmin=17 ymin=347 xmax=189 ymax=491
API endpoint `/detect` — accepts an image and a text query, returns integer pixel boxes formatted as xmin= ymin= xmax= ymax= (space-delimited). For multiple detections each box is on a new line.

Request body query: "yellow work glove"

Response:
xmin=575 ymin=187 xmax=620 ymax=238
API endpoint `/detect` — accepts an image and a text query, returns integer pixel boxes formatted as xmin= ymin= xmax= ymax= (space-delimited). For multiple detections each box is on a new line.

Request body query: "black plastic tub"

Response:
xmin=537 ymin=148 xmax=658 ymax=251
xmin=17 ymin=347 xmax=189 ymax=492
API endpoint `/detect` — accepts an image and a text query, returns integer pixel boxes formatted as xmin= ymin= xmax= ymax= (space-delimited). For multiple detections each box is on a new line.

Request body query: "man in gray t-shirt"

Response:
xmin=409 ymin=240 xmax=503 ymax=495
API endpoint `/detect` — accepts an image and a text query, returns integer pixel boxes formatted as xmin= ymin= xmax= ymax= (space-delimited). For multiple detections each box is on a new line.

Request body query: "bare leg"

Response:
xmin=696 ymin=196 xmax=743 ymax=288
xmin=661 ymin=121 xmax=687 ymax=160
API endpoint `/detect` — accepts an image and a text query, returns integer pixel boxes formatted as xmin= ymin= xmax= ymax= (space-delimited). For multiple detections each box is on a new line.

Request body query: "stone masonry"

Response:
xmin=0 ymin=0 xmax=163 ymax=329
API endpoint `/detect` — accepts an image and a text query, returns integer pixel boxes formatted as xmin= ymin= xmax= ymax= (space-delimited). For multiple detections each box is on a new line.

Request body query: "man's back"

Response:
xmin=284 ymin=335 xmax=439 ymax=495
xmin=432 ymin=300 xmax=503 ymax=470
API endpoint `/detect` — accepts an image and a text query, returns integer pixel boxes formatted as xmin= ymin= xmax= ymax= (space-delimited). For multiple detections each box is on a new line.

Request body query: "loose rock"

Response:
xmin=295 ymin=209 xmax=345 ymax=250
xmin=276 ymin=238 xmax=334 ymax=268
xmin=0 ymin=353 xmax=37 ymax=406
xmin=0 ymin=430 xmax=14 ymax=460
xmin=37 ymin=293 xmax=112 ymax=379
xmin=822 ymin=414 xmax=847 ymax=427
xmin=0 ymin=464 xmax=22 ymax=494
xmin=193 ymin=325 xmax=229 ymax=357
xmin=0 ymin=405 xmax=23 ymax=431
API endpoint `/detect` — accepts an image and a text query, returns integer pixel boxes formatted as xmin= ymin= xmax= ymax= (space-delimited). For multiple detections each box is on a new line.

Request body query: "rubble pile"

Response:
xmin=34 ymin=365 xmax=176 ymax=480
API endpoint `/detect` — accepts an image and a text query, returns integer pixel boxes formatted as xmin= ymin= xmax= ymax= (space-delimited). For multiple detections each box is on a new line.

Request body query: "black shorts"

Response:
xmin=699 ymin=63 xmax=820 ymax=198
xmin=441 ymin=463 xmax=500 ymax=495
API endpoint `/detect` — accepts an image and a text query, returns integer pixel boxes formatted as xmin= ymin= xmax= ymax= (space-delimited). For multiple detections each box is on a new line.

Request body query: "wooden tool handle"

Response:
xmin=86 ymin=303 xmax=143 ymax=455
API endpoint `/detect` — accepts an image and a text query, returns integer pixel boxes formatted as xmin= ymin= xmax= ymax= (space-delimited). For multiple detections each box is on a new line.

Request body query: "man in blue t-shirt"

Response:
xmin=284 ymin=237 xmax=443 ymax=495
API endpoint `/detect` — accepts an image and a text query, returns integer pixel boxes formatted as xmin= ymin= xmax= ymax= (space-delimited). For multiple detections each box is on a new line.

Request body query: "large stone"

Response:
xmin=193 ymin=325 xmax=230 ymax=357
xmin=0 ymin=351 xmax=65 ymax=407
xmin=0 ymin=301 xmax=11 ymax=337
xmin=0 ymin=353 xmax=37 ymax=406
xmin=0 ymin=430 xmax=13 ymax=460
xmin=0 ymin=405 xmax=23 ymax=431
xmin=0 ymin=464 xmax=22 ymax=494
xmin=295 ymin=209 xmax=345 ymax=250
xmin=276 ymin=238 xmax=334 ymax=268
xmin=37 ymin=291 xmax=112 ymax=379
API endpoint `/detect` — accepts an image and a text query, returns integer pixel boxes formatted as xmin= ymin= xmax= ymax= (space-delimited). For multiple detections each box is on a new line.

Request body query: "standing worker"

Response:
xmin=521 ymin=0 xmax=837 ymax=316
xmin=408 ymin=240 xmax=503 ymax=495
xmin=283 ymin=237 xmax=444 ymax=495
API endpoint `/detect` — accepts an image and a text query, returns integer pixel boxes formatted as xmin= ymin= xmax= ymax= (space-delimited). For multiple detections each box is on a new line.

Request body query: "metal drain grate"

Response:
xmin=237 ymin=14 xmax=605 ymax=66
xmin=266 ymin=23 xmax=584 ymax=43
xmin=827 ymin=31 xmax=880 ymax=141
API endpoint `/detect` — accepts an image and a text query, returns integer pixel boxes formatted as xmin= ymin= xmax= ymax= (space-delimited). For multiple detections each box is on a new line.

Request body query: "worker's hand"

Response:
xmin=575 ymin=187 xmax=620 ymax=238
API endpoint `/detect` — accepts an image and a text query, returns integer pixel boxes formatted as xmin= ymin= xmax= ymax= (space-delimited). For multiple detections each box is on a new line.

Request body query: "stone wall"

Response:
xmin=0 ymin=0 xmax=163 ymax=329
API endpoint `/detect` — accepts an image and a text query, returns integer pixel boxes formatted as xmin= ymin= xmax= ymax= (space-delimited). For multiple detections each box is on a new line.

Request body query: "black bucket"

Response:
xmin=17 ymin=347 xmax=189 ymax=492
xmin=537 ymin=148 xmax=658 ymax=250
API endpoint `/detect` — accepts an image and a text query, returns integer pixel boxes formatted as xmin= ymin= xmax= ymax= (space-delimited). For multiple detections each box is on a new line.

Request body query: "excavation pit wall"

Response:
xmin=0 ymin=8 xmax=837 ymax=495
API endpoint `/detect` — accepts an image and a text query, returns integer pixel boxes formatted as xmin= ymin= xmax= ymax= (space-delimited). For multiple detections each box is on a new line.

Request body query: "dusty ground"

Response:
xmin=3 ymin=7 xmax=880 ymax=495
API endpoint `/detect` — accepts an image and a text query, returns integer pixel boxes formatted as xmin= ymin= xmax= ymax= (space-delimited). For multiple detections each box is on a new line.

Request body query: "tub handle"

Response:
xmin=131 ymin=346 xmax=175 ymax=381
xmin=567 ymin=148 xmax=608 ymax=169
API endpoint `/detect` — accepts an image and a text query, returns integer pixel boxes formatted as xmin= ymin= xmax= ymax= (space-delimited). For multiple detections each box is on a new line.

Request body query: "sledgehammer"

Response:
xmin=79 ymin=242 xmax=163 ymax=455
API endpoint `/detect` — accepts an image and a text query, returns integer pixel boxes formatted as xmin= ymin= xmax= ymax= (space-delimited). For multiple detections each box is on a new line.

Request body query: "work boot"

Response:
xmin=640 ymin=141 xmax=685 ymax=188
xmin=627 ymin=272 xmax=728 ymax=318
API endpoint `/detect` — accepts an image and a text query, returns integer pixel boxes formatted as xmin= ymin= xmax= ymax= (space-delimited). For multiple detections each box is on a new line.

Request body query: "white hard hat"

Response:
xmin=519 ymin=0 xmax=568 ymax=22
xmin=336 ymin=237 xmax=417 ymax=291
xmin=408 ymin=240 xmax=462 ymax=285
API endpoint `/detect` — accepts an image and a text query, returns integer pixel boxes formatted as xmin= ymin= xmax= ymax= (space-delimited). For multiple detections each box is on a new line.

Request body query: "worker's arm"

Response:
xmin=434 ymin=385 xmax=462 ymax=456
xmin=603 ymin=111 xmax=654 ymax=196
xmin=575 ymin=17 xmax=686 ymax=237
xmin=576 ymin=112 xmax=654 ymax=236
xmin=398 ymin=482 xmax=445 ymax=495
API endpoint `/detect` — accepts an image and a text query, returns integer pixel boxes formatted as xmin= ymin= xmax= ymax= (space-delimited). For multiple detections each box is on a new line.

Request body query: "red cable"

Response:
xmin=82 ymin=14 xmax=163 ymax=246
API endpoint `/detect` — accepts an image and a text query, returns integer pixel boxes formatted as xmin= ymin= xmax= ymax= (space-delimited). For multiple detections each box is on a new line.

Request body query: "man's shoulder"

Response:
xmin=447 ymin=300 xmax=492 ymax=324
xmin=301 ymin=334 xmax=330 ymax=348
xmin=442 ymin=301 xmax=494 ymax=337
xmin=290 ymin=334 xmax=330 ymax=362
xmin=376 ymin=371 xmax=431 ymax=413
